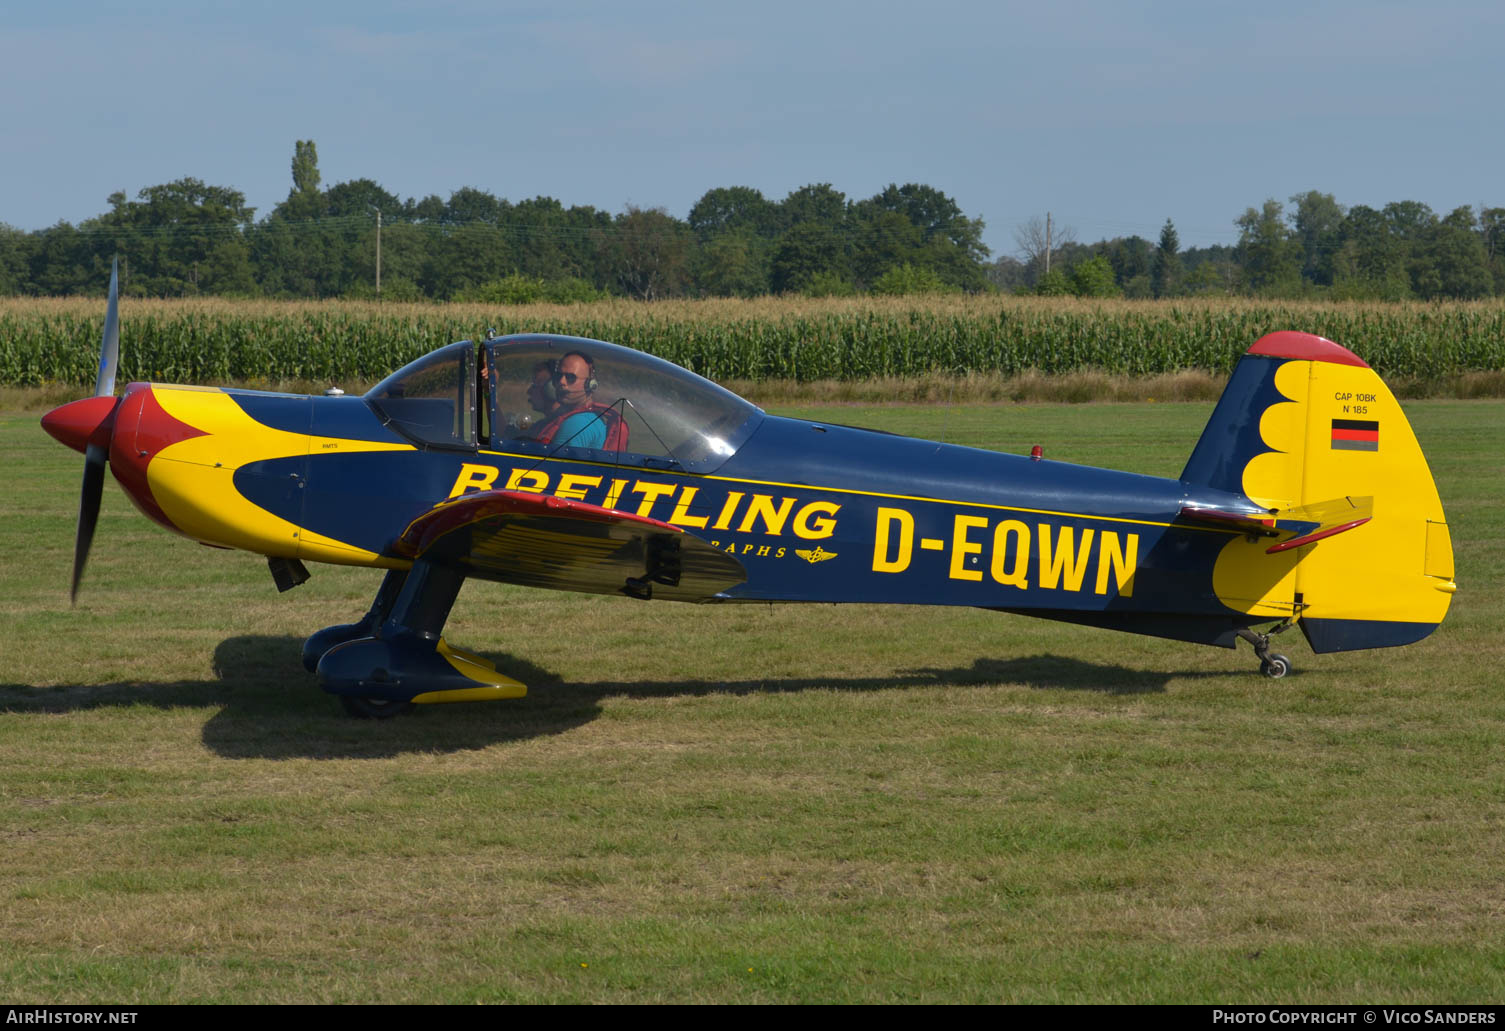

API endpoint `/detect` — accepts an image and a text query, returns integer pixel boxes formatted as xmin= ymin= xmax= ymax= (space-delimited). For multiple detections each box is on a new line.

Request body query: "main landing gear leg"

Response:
xmin=1236 ymin=622 xmax=1295 ymax=679
xmin=313 ymin=560 xmax=527 ymax=718
xmin=301 ymin=568 xmax=408 ymax=673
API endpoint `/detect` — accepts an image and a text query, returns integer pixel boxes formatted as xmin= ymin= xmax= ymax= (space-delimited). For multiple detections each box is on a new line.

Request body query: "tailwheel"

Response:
xmin=1260 ymin=654 xmax=1291 ymax=679
xmin=1237 ymin=623 xmax=1296 ymax=678
xmin=339 ymin=696 xmax=416 ymax=719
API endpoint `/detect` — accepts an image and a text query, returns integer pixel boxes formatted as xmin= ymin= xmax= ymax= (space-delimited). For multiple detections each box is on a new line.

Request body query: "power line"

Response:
xmin=36 ymin=208 xmax=993 ymax=249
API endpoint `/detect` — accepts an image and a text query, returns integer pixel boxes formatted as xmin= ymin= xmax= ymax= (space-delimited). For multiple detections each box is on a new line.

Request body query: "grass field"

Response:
xmin=2 ymin=398 xmax=1502 ymax=1003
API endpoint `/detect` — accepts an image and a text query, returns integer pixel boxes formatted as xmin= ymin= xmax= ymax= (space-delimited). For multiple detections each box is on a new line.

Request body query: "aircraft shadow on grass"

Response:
xmin=0 ymin=634 xmax=1225 ymax=759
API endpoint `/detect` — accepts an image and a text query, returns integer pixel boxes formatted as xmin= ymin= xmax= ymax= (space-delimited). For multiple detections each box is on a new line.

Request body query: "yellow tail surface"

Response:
xmin=1194 ymin=332 xmax=1455 ymax=653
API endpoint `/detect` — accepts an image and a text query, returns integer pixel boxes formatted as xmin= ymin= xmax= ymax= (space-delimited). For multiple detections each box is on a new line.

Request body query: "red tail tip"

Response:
xmin=1248 ymin=332 xmax=1369 ymax=368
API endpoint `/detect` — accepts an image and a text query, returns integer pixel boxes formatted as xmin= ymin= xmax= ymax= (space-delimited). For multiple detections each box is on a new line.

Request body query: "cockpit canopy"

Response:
xmin=485 ymin=334 xmax=762 ymax=472
xmin=364 ymin=334 xmax=762 ymax=473
xmin=364 ymin=340 xmax=477 ymax=449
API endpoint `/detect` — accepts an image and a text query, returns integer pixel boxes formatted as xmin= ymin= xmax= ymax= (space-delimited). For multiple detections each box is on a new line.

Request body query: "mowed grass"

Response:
xmin=1 ymin=399 xmax=1502 ymax=1003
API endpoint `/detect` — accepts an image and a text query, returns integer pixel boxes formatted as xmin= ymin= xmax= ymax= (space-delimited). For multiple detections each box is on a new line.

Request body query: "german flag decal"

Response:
xmin=1331 ymin=418 xmax=1379 ymax=451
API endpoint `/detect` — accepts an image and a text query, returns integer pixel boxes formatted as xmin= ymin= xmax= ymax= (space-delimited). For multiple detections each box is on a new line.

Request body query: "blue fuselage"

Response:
xmin=227 ymin=391 xmax=1258 ymax=629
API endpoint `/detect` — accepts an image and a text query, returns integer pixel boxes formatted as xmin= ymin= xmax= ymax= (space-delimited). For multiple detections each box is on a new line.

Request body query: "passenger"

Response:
xmin=525 ymin=359 xmax=559 ymax=422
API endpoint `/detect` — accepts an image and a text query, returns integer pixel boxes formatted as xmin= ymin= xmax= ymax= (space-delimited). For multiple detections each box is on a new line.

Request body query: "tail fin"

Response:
xmin=1182 ymin=332 xmax=1455 ymax=653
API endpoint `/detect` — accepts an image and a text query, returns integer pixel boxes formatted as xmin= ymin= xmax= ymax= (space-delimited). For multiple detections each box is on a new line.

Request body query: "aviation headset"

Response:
xmin=535 ymin=358 xmax=560 ymax=404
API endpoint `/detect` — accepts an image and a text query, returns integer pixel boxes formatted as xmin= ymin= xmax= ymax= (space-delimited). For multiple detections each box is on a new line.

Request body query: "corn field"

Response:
xmin=3 ymin=295 xmax=1502 ymax=387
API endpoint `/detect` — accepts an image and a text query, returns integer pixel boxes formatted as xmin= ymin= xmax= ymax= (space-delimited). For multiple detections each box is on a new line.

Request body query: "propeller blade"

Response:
xmin=70 ymin=259 xmax=122 ymax=603
xmin=71 ymin=442 xmax=108 ymax=604
xmin=95 ymin=257 xmax=120 ymax=398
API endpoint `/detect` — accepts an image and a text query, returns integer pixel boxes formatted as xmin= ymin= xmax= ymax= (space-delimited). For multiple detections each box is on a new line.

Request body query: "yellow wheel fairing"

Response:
xmin=1213 ymin=358 xmax=1453 ymax=628
xmin=144 ymin=387 xmax=414 ymax=566
xmin=410 ymin=639 xmax=528 ymax=703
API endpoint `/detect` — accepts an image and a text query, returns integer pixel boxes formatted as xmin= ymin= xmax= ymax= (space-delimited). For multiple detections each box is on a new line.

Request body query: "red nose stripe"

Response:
xmin=40 ymin=395 xmax=119 ymax=454
xmin=121 ymin=384 xmax=210 ymax=458
xmin=108 ymin=384 xmax=209 ymax=534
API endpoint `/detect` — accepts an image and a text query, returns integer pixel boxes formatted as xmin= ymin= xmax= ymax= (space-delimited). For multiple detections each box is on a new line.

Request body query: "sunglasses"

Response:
xmin=553 ymin=370 xmax=585 ymax=384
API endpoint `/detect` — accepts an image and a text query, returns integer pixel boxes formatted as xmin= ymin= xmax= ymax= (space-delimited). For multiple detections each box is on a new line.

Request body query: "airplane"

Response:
xmin=42 ymin=262 xmax=1456 ymax=716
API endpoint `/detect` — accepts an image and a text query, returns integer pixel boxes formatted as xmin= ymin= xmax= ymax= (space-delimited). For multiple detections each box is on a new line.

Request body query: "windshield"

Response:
xmin=485 ymin=334 xmax=762 ymax=472
xmin=364 ymin=340 xmax=477 ymax=449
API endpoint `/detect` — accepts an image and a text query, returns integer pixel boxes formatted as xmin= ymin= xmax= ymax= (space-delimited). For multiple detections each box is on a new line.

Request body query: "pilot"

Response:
xmin=532 ymin=350 xmax=623 ymax=450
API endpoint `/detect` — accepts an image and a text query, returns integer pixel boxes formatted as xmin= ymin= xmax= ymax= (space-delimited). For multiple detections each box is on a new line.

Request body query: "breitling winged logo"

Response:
xmin=795 ymin=546 xmax=837 ymax=564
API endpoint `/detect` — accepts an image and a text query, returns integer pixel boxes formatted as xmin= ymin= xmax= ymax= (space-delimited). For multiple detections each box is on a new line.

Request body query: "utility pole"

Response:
xmin=375 ymin=209 xmax=382 ymax=298
xmin=1045 ymin=212 xmax=1053 ymax=278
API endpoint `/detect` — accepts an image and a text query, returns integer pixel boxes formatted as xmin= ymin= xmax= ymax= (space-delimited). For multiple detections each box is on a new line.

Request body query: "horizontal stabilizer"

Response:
xmin=1179 ymin=496 xmax=1373 ymax=556
xmin=1178 ymin=505 xmax=1278 ymax=536
xmin=1265 ymin=495 xmax=1373 ymax=554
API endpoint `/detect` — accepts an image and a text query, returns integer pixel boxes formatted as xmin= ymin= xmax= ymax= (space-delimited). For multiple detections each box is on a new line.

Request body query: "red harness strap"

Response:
xmin=533 ymin=402 xmax=629 ymax=450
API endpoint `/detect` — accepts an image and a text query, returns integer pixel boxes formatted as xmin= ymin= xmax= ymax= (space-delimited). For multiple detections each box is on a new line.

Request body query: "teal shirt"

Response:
xmin=554 ymin=410 xmax=608 ymax=449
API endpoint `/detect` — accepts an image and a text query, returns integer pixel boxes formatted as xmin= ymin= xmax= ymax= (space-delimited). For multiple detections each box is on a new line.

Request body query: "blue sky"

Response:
xmin=4 ymin=0 xmax=1501 ymax=256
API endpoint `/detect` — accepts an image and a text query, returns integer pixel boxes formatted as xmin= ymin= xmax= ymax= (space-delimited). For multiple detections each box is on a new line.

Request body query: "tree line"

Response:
xmin=999 ymin=193 xmax=1504 ymax=301
xmin=1 ymin=143 xmax=1500 ymax=302
xmin=0 ymin=142 xmax=988 ymax=302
